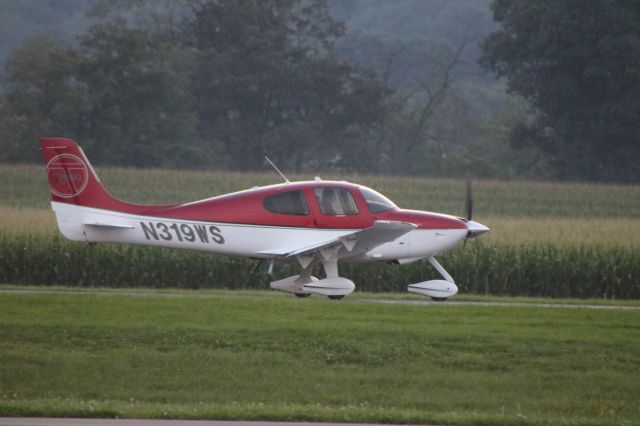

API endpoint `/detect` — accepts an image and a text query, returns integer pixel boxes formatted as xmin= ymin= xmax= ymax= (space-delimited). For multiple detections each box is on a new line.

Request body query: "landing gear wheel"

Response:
xmin=328 ymin=295 xmax=345 ymax=300
xmin=431 ymin=297 xmax=448 ymax=302
xmin=294 ymin=293 xmax=311 ymax=298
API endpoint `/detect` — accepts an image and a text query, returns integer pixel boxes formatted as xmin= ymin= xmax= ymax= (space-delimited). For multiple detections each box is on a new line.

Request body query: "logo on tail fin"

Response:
xmin=46 ymin=154 xmax=89 ymax=198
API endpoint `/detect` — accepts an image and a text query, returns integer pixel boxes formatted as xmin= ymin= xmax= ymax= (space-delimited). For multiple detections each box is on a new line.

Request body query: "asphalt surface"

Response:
xmin=0 ymin=420 xmax=434 ymax=426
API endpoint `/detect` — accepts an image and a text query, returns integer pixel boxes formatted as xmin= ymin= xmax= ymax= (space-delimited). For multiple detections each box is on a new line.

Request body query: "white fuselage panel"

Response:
xmin=51 ymin=202 xmax=466 ymax=262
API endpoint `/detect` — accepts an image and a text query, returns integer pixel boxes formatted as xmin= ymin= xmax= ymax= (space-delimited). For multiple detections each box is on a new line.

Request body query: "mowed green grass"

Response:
xmin=1 ymin=289 xmax=639 ymax=425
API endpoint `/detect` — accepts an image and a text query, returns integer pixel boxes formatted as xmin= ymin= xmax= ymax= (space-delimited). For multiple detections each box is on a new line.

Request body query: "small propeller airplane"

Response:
xmin=40 ymin=138 xmax=489 ymax=300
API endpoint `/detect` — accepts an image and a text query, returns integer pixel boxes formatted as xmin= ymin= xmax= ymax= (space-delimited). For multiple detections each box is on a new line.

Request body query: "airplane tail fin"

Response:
xmin=40 ymin=138 xmax=123 ymax=209
xmin=40 ymin=138 xmax=176 ymax=242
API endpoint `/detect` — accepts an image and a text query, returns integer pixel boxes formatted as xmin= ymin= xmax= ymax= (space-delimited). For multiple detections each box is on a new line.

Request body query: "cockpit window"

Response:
xmin=359 ymin=187 xmax=396 ymax=213
xmin=314 ymin=188 xmax=359 ymax=215
xmin=263 ymin=190 xmax=309 ymax=215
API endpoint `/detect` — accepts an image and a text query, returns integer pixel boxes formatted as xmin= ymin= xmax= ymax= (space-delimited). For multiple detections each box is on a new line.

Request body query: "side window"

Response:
xmin=314 ymin=188 xmax=359 ymax=215
xmin=263 ymin=190 xmax=309 ymax=215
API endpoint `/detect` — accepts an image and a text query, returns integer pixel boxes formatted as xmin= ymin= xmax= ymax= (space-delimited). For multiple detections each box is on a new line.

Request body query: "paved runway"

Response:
xmin=0 ymin=420 xmax=434 ymax=426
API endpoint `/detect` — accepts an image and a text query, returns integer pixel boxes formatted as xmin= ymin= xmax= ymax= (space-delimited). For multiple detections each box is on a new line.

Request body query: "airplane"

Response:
xmin=40 ymin=138 xmax=489 ymax=301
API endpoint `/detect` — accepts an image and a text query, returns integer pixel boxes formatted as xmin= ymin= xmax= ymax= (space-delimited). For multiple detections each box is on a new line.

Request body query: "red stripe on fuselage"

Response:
xmin=376 ymin=209 xmax=467 ymax=230
xmin=146 ymin=183 xmax=466 ymax=231
xmin=149 ymin=181 xmax=372 ymax=229
xmin=40 ymin=140 xmax=466 ymax=231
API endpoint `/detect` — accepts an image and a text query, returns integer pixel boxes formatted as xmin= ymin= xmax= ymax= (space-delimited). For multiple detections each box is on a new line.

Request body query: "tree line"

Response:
xmin=481 ymin=0 xmax=640 ymax=182
xmin=0 ymin=0 xmax=638 ymax=182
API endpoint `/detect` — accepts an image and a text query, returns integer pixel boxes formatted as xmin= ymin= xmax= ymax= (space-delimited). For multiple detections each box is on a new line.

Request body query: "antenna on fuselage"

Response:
xmin=264 ymin=156 xmax=290 ymax=184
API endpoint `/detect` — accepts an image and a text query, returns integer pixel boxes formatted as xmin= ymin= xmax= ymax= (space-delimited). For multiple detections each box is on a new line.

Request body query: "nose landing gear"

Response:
xmin=407 ymin=257 xmax=458 ymax=301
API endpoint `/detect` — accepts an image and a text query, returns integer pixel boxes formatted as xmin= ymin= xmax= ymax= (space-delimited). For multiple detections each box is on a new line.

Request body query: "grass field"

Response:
xmin=1 ymin=164 xmax=639 ymax=425
xmin=1 ymin=288 xmax=639 ymax=425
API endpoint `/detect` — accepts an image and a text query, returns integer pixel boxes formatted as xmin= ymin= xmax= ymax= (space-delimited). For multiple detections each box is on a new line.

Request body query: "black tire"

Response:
xmin=294 ymin=293 xmax=311 ymax=298
xmin=431 ymin=297 xmax=448 ymax=302
xmin=328 ymin=295 xmax=345 ymax=300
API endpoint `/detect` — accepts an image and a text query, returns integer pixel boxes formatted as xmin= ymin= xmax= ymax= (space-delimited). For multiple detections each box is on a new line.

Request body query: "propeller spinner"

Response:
xmin=464 ymin=180 xmax=489 ymax=238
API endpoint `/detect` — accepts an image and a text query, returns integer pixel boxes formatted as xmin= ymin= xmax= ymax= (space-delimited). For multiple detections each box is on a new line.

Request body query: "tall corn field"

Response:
xmin=1 ymin=165 xmax=639 ymax=298
xmin=1 ymin=234 xmax=638 ymax=298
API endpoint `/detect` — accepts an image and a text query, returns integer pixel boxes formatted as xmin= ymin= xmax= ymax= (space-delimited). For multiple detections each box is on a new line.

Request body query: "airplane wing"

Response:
xmin=258 ymin=220 xmax=416 ymax=259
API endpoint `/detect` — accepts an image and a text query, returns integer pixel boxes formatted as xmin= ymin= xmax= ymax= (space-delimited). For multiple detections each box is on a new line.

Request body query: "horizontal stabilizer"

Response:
xmin=83 ymin=221 xmax=134 ymax=229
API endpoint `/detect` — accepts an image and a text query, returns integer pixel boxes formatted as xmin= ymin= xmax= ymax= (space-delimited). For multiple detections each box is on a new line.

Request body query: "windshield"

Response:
xmin=359 ymin=186 xmax=396 ymax=213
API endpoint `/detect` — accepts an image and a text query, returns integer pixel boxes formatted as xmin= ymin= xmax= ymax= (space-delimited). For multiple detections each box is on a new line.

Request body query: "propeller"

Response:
xmin=463 ymin=179 xmax=489 ymax=244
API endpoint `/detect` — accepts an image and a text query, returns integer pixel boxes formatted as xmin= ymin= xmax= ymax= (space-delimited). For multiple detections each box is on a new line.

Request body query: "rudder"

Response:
xmin=40 ymin=138 xmax=119 ymax=209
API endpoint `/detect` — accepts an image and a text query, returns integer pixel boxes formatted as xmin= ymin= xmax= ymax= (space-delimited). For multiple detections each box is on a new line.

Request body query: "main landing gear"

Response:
xmin=270 ymin=253 xmax=458 ymax=302
xmin=270 ymin=248 xmax=355 ymax=300
xmin=294 ymin=293 xmax=311 ymax=298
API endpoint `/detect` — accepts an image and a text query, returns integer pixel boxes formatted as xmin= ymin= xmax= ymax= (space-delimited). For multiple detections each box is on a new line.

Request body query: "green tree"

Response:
xmin=74 ymin=20 xmax=203 ymax=166
xmin=338 ymin=31 xmax=477 ymax=174
xmin=0 ymin=18 xmax=205 ymax=167
xmin=186 ymin=0 xmax=387 ymax=171
xmin=481 ymin=0 xmax=640 ymax=182
xmin=0 ymin=0 xmax=389 ymax=171
xmin=0 ymin=37 xmax=84 ymax=162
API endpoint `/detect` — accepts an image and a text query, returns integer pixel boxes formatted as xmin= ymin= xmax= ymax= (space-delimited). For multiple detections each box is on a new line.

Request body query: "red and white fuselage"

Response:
xmin=42 ymin=138 xmax=489 ymax=300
